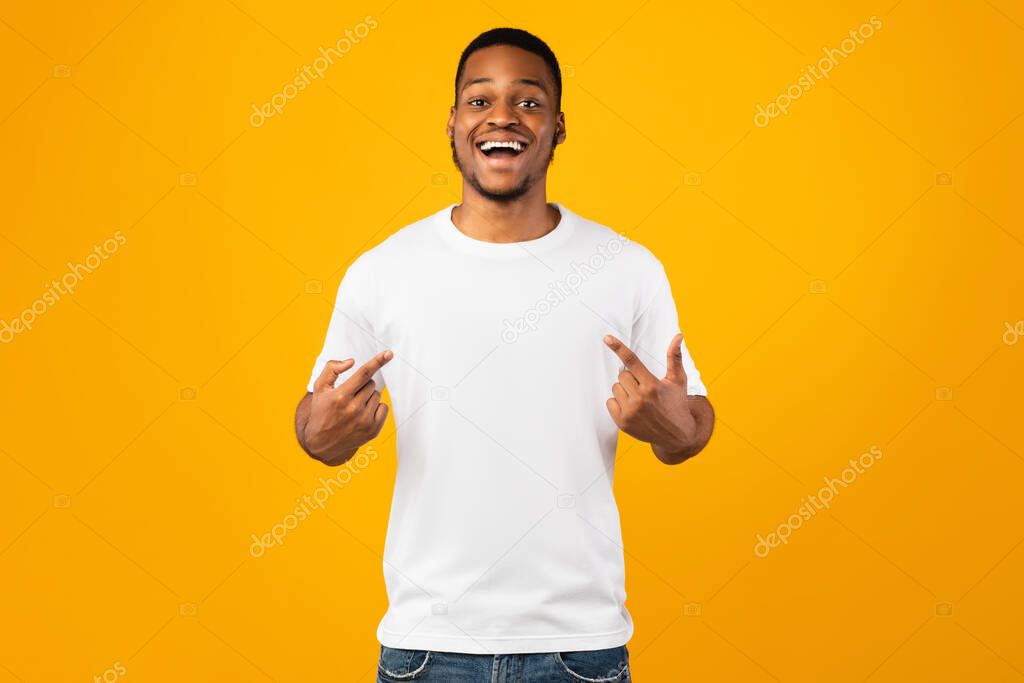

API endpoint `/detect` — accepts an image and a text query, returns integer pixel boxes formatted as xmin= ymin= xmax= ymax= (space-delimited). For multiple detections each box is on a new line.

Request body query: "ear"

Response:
xmin=555 ymin=110 xmax=567 ymax=145
xmin=446 ymin=105 xmax=456 ymax=139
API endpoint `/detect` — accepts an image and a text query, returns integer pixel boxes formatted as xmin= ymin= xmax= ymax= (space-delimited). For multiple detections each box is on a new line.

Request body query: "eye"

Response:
xmin=467 ymin=97 xmax=487 ymax=107
xmin=518 ymin=100 xmax=540 ymax=108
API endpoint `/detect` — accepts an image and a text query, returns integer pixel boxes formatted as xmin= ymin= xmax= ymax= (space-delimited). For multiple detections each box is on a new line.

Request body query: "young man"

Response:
xmin=295 ymin=28 xmax=715 ymax=683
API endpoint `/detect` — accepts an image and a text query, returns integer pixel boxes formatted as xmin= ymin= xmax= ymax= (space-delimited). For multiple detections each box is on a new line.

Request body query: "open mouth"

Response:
xmin=476 ymin=139 xmax=528 ymax=159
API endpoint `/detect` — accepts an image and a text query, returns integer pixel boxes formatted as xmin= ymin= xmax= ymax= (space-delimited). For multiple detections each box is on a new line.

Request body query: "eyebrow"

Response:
xmin=460 ymin=77 xmax=548 ymax=95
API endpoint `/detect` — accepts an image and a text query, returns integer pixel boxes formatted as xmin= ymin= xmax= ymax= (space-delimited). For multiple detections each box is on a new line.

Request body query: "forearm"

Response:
xmin=651 ymin=396 xmax=715 ymax=465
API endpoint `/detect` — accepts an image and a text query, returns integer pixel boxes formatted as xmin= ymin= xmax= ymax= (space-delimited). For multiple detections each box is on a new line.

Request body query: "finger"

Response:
xmin=366 ymin=390 xmax=382 ymax=410
xmin=352 ymin=380 xmax=375 ymax=405
xmin=340 ymin=350 xmax=394 ymax=395
xmin=372 ymin=402 xmax=389 ymax=428
xmin=605 ymin=397 xmax=622 ymax=420
xmin=314 ymin=359 xmax=355 ymax=393
xmin=612 ymin=382 xmax=629 ymax=403
xmin=618 ymin=370 xmax=640 ymax=391
xmin=604 ymin=335 xmax=656 ymax=382
xmin=664 ymin=333 xmax=689 ymax=387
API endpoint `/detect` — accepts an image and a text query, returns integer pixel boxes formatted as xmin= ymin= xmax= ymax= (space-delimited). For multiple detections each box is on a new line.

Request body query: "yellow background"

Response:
xmin=2 ymin=0 xmax=1022 ymax=681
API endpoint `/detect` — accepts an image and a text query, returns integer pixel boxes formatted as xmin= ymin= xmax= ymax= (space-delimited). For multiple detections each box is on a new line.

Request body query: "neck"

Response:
xmin=452 ymin=183 xmax=560 ymax=243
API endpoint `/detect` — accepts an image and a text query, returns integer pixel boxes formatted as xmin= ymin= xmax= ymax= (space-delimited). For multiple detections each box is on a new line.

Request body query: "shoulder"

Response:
xmin=562 ymin=205 xmax=668 ymax=276
xmin=341 ymin=205 xmax=449 ymax=277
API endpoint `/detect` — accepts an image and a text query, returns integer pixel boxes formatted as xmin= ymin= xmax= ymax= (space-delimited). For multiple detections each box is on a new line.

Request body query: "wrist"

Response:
xmin=651 ymin=406 xmax=698 ymax=458
xmin=302 ymin=423 xmax=357 ymax=465
xmin=651 ymin=439 xmax=695 ymax=465
xmin=651 ymin=437 xmax=690 ymax=458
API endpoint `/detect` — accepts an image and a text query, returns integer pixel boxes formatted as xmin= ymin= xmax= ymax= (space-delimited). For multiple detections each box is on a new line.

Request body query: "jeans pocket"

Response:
xmin=554 ymin=645 xmax=630 ymax=682
xmin=378 ymin=645 xmax=433 ymax=681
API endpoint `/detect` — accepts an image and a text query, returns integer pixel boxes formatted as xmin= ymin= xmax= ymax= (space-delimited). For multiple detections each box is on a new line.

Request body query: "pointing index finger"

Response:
xmin=603 ymin=335 xmax=656 ymax=382
xmin=339 ymin=349 xmax=394 ymax=394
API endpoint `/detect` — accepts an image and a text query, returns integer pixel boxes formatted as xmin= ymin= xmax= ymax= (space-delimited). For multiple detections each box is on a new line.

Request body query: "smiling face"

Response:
xmin=447 ymin=44 xmax=566 ymax=202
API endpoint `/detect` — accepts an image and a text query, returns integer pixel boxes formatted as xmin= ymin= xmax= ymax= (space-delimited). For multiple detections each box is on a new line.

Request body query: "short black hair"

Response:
xmin=454 ymin=28 xmax=562 ymax=110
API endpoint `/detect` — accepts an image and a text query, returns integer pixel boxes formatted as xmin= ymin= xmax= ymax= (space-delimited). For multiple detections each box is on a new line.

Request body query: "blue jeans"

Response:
xmin=377 ymin=644 xmax=632 ymax=682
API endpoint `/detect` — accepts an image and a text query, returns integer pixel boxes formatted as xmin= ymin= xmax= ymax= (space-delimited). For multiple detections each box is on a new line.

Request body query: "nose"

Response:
xmin=487 ymin=100 xmax=520 ymax=128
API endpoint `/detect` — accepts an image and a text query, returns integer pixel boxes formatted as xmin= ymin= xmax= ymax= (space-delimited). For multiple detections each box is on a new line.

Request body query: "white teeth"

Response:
xmin=479 ymin=140 xmax=524 ymax=152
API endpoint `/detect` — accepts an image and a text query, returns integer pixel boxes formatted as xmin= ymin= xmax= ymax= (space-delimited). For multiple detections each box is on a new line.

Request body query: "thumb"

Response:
xmin=664 ymin=333 xmax=688 ymax=387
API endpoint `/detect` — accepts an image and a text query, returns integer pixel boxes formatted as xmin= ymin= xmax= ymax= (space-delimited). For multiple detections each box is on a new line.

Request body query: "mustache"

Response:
xmin=450 ymin=131 xmax=560 ymax=166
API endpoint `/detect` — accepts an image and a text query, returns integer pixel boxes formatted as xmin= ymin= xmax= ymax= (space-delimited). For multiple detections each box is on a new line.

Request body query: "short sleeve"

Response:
xmin=306 ymin=258 xmax=386 ymax=394
xmin=630 ymin=260 xmax=707 ymax=397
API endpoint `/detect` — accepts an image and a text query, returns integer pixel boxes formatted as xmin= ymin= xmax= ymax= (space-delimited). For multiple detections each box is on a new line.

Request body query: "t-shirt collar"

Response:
xmin=437 ymin=202 xmax=577 ymax=257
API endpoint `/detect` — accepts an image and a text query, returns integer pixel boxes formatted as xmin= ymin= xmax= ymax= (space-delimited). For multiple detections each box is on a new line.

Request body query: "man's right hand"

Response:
xmin=299 ymin=350 xmax=394 ymax=464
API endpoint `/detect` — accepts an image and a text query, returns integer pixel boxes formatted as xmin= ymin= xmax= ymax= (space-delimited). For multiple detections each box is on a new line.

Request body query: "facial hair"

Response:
xmin=451 ymin=131 xmax=559 ymax=203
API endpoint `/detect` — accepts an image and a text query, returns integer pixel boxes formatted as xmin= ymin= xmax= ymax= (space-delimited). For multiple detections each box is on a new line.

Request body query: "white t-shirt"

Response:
xmin=307 ymin=202 xmax=707 ymax=655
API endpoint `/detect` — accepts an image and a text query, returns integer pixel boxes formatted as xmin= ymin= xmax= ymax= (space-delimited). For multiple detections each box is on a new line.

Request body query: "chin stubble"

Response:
xmin=450 ymin=131 xmax=559 ymax=201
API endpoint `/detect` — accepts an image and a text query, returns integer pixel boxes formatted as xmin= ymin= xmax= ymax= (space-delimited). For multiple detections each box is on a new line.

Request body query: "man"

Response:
xmin=295 ymin=27 xmax=715 ymax=683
